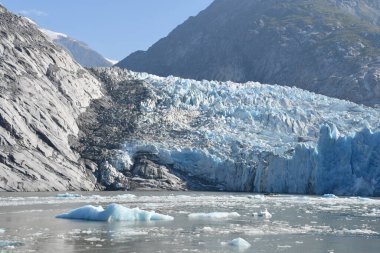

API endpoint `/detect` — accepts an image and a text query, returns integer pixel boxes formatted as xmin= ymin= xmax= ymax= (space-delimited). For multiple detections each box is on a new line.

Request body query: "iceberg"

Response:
xmin=257 ymin=209 xmax=272 ymax=219
xmin=228 ymin=238 xmax=251 ymax=249
xmin=0 ymin=241 xmax=23 ymax=248
xmin=56 ymin=193 xmax=82 ymax=198
xmin=188 ymin=212 xmax=240 ymax=220
xmin=322 ymin=194 xmax=338 ymax=199
xmin=56 ymin=203 xmax=174 ymax=222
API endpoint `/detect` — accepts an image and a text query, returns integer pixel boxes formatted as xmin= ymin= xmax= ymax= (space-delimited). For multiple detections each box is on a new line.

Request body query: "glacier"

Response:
xmin=84 ymin=68 xmax=380 ymax=196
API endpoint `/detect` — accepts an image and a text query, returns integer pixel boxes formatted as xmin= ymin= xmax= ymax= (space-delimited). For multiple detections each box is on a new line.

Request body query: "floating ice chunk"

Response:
xmin=253 ymin=209 xmax=272 ymax=219
xmin=228 ymin=238 xmax=251 ymax=249
xmin=322 ymin=194 xmax=338 ymax=198
xmin=0 ymin=229 xmax=4 ymax=233
xmin=259 ymin=209 xmax=272 ymax=218
xmin=201 ymin=226 xmax=214 ymax=232
xmin=335 ymin=228 xmax=379 ymax=235
xmin=0 ymin=241 xmax=23 ymax=248
xmin=56 ymin=203 xmax=174 ymax=222
xmin=247 ymin=195 xmax=266 ymax=201
xmin=84 ymin=237 xmax=104 ymax=242
xmin=188 ymin=212 xmax=240 ymax=220
xmin=56 ymin=193 xmax=82 ymax=198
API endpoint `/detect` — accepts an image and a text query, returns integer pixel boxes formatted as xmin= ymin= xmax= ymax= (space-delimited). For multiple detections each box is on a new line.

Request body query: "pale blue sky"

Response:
xmin=1 ymin=0 xmax=213 ymax=60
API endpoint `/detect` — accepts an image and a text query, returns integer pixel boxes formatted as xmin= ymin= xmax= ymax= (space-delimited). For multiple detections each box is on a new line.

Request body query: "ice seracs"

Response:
xmin=88 ymin=68 xmax=380 ymax=196
xmin=56 ymin=204 xmax=174 ymax=222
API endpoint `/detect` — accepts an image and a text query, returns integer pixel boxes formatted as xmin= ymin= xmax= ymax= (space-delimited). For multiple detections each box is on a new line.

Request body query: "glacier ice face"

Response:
xmin=56 ymin=203 xmax=174 ymax=222
xmin=256 ymin=126 xmax=380 ymax=196
xmin=86 ymin=68 xmax=380 ymax=196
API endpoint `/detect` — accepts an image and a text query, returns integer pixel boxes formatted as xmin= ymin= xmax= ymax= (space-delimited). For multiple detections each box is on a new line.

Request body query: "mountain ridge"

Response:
xmin=118 ymin=0 xmax=380 ymax=106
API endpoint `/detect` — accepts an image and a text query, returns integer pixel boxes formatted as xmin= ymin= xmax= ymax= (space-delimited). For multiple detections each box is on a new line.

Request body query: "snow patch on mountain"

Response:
xmin=106 ymin=58 xmax=118 ymax=65
xmin=40 ymin=28 xmax=67 ymax=40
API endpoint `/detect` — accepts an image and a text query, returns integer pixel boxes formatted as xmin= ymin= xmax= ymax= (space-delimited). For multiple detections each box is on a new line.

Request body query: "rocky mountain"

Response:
xmin=117 ymin=0 xmax=380 ymax=107
xmin=1 ymin=5 xmax=379 ymax=195
xmin=0 ymin=5 xmax=103 ymax=191
xmin=40 ymin=28 xmax=114 ymax=68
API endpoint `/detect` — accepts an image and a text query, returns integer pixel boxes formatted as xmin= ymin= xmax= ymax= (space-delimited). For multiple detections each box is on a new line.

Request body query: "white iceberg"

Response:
xmin=55 ymin=193 xmax=82 ymax=198
xmin=322 ymin=194 xmax=338 ymax=198
xmin=258 ymin=209 xmax=272 ymax=219
xmin=56 ymin=203 xmax=174 ymax=222
xmin=228 ymin=237 xmax=251 ymax=249
xmin=188 ymin=212 xmax=240 ymax=220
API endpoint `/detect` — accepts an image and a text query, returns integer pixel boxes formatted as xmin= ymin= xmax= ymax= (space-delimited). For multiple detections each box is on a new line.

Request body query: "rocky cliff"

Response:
xmin=117 ymin=0 xmax=380 ymax=106
xmin=0 ymin=5 xmax=103 ymax=191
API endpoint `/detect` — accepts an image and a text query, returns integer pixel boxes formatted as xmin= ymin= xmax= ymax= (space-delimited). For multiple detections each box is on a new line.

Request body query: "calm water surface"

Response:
xmin=0 ymin=191 xmax=379 ymax=252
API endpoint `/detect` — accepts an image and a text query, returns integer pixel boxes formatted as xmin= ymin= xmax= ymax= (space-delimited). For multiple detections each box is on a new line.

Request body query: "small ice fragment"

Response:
xmin=277 ymin=245 xmax=292 ymax=248
xmin=247 ymin=195 xmax=266 ymax=201
xmin=188 ymin=212 xmax=240 ymax=220
xmin=56 ymin=203 xmax=174 ymax=222
xmin=84 ymin=237 xmax=103 ymax=242
xmin=322 ymin=194 xmax=337 ymax=198
xmin=201 ymin=226 xmax=214 ymax=232
xmin=228 ymin=238 xmax=251 ymax=249
xmin=0 ymin=241 xmax=23 ymax=248
xmin=258 ymin=209 xmax=272 ymax=219
xmin=56 ymin=193 xmax=82 ymax=198
xmin=0 ymin=229 xmax=5 ymax=233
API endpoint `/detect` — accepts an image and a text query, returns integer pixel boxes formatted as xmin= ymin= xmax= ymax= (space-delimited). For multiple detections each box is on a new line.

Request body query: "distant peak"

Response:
xmin=106 ymin=58 xmax=119 ymax=65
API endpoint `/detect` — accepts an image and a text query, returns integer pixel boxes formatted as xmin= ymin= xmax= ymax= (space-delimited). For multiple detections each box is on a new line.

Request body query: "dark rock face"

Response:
xmin=74 ymin=69 xmax=187 ymax=191
xmin=0 ymin=5 xmax=103 ymax=191
xmin=117 ymin=0 xmax=380 ymax=106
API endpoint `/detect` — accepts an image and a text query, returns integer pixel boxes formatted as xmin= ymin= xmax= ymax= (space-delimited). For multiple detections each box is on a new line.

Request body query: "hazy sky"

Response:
xmin=1 ymin=0 xmax=213 ymax=60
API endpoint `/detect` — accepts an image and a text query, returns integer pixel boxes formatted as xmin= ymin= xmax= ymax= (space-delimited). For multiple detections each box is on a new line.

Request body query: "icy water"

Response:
xmin=0 ymin=191 xmax=379 ymax=253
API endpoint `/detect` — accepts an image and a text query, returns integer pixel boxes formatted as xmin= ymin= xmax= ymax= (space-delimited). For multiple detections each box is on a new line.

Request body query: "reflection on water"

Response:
xmin=0 ymin=191 xmax=379 ymax=252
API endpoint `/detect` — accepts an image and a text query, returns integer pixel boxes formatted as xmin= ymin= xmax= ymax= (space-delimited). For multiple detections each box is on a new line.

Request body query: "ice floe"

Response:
xmin=56 ymin=193 xmax=82 ymax=198
xmin=259 ymin=209 xmax=272 ymax=218
xmin=56 ymin=203 xmax=174 ymax=222
xmin=228 ymin=237 xmax=251 ymax=249
xmin=188 ymin=212 xmax=240 ymax=220
xmin=0 ymin=241 xmax=23 ymax=248
xmin=322 ymin=194 xmax=338 ymax=198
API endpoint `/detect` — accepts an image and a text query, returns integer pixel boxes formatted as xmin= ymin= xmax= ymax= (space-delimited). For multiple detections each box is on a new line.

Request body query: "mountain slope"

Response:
xmin=82 ymin=67 xmax=380 ymax=196
xmin=0 ymin=5 xmax=103 ymax=191
xmin=117 ymin=0 xmax=380 ymax=106
xmin=40 ymin=28 xmax=113 ymax=68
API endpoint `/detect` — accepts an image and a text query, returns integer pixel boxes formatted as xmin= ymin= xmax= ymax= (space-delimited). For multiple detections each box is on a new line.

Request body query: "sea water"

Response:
xmin=0 ymin=191 xmax=378 ymax=252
